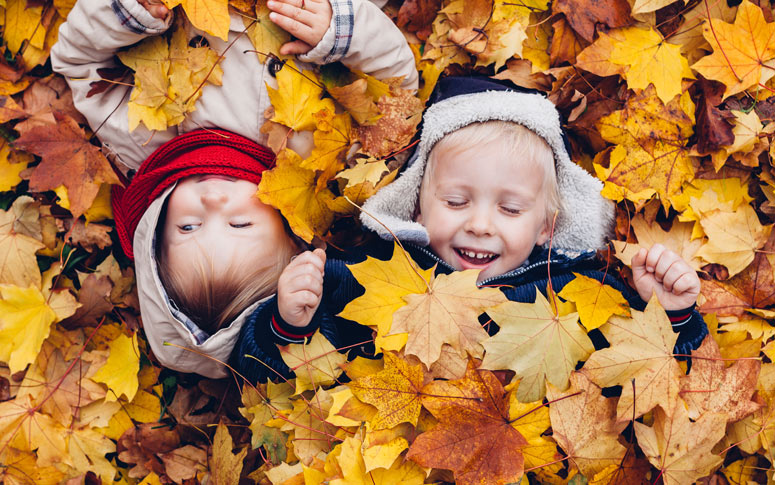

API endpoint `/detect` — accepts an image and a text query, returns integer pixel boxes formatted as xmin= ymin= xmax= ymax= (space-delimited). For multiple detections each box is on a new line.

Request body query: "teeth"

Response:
xmin=461 ymin=249 xmax=493 ymax=260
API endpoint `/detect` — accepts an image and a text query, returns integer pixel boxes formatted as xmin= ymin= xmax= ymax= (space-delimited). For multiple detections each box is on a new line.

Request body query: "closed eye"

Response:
xmin=501 ymin=206 xmax=522 ymax=215
xmin=444 ymin=199 xmax=467 ymax=208
xmin=230 ymin=222 xmax=252 ymax=228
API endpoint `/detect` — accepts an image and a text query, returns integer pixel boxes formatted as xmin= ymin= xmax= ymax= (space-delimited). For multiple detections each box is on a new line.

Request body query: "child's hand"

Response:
xmin=138 ymin=0 xmax=170 ymax=20
xmin=631 ymin=244 xmax=700 ymax=311
xmin=267 ymin=0 xmax=332 ymax=55
xmin=277 ymin=248 xmax=326 ymax=327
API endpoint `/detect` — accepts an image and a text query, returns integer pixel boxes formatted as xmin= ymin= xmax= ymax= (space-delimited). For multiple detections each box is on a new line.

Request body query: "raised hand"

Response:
xmin=277 ymin=248 xmax=326 ymax=327
xmin=267 ymin=0 xmax=333 ymax=55
xmin=631 ymin=244 xmax=700 ymax=311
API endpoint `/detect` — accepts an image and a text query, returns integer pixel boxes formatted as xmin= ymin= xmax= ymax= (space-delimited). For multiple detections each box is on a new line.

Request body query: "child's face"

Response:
xmin=417 ymin=142 xmax=550 ymax=282
xmin=163 ymin=175 xmax=290 ymax=279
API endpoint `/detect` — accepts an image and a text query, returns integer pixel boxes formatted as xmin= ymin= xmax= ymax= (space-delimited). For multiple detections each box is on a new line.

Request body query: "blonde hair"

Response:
xmin=158 ymin=231 xmax=297 ymax=335
xmin=424 ymin=120 xmax=563 ymax=226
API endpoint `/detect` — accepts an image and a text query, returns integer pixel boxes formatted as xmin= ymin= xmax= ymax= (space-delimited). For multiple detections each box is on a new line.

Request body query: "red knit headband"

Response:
xmin=112 ymin=129 xmax=275 ymax=260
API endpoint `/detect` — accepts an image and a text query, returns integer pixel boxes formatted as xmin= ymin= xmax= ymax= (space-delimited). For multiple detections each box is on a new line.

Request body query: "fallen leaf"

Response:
xmin=14 ymin=113 xmax=120 ymax=218
xmin=349 ymin=351 xmax=425 ymax=430
xmin=390 ymin=269 xmax=508 ymax=369
xmin=634 ymin=401 xmax=726 ymax=485
xmin=407 ymin=361 xmax=528 ymax=485
xmin=482 ymin=289 xmax=594 ymax=402
xmin=211 ymin=421 xmax=247 ymax=485
xmin=279 ymin=330 xmax=347 ymax=394
xmin=546 ymin=372 xmax=628 ymax=478
xmin=691 ymin=0 xmax=775 ymax=99
xmin=582 ymin=297 xmax=682 ymax=421
xmin=680 ymin=336 xmax=761 ymax=422
xmin=558 ymin=273 xmax=631 ymax=330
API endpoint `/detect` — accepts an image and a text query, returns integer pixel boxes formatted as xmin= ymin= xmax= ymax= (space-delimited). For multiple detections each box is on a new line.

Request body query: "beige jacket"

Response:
xmin=51 ymin=0 xmax=418 ymax=378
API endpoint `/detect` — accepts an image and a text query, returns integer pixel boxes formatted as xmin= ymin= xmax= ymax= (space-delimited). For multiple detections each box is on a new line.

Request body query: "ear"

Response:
xmin=536 ymin=221 xmax=551 ymax=246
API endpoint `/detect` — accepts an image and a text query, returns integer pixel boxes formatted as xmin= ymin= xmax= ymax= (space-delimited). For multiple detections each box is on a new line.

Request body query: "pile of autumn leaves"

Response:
xmin=2 ymin=0 xmax=775 ymax=482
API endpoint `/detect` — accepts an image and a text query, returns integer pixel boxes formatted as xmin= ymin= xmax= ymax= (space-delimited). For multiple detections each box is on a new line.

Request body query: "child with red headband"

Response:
xmin=50 ymin=0 xmax=418 ymax=378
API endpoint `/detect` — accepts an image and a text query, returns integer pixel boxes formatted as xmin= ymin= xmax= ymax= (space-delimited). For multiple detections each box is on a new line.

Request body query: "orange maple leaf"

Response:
xmin=14 ymin=113 xmax=120 ymax=218
xmin=407 ymin=361 xmax=528 ymax=485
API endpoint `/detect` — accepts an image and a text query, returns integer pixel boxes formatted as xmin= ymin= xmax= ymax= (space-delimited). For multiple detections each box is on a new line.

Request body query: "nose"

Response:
xmin=464 ymin=205 xmax=495 ymax=236
xmin=201 ymin=190 xmax=227 ymax=208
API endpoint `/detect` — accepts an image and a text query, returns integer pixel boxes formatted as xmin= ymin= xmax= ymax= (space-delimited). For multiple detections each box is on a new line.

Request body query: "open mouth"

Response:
xmin=455 ymin=248 xmax=499 ymax=266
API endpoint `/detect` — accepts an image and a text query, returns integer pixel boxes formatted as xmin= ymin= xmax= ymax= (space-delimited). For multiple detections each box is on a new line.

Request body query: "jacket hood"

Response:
xmin=360 ymin=76 xmax=614 ymax=254
xmin=134 ymin=185 xmax=265 ymax=379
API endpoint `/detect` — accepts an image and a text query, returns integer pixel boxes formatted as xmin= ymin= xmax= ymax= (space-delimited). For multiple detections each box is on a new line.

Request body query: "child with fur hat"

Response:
xmin=233 ymin=76 xmax=708 ymax=382
xmin=50 ymin=0 xmax=418 ymax=378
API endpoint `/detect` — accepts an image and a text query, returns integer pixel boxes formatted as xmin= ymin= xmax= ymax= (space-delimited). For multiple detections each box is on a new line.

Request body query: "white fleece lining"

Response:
xmin=360 ymin=90 xmax=614 ymax=252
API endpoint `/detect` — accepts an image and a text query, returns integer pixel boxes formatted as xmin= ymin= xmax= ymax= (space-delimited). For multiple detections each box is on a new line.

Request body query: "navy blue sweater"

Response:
xmin=233 ymin=239 xmax=707 ymax=383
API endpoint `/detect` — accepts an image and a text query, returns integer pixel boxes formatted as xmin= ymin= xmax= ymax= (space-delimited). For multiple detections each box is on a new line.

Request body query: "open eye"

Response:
xmin=179 ymin=223 xmax=199 ymax=232
xmin=230 ymin=222 xmax=252 ymax=228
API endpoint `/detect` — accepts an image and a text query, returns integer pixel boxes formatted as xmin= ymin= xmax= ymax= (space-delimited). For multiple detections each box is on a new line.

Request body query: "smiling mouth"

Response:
xmin=455 ymin=248 xmax=499 ymax=265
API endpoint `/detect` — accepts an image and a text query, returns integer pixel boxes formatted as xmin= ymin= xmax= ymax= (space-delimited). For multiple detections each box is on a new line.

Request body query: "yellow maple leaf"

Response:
xmin=0 ymin=143 xmax=29 ymax=192
xmin=91 ymin=331 xmax=140 ymax=402
xmin=67 ymin=424 xmax=117 ymax=481
xmin=0 ymin=284 xmax=77 ymax=373
xmin=339 ymin=242 xmax=434 ymax=349
xmin=389 ymin=270 xmax=508 ymax=368
xmin=267 ymin=60 xmax=336 ymax=132
xmin=3 ymin=0 xmax=46 ymax=56
xmin=691 ymin=0 xmax=775 ymax=99
xmin=257 ymin=149 xmax=337 ymax=242
xmin=583 ymin=298 xmax=682 ymax=422
xmin=557 ymin=273 xmax=631 ymax=331
xmin=613 ymin=214 xmax=704 ymax=272
xmin=508 ymin=391 xmax=564 ymax=480
xmin=0 ymin=201 xmax=45 ymax=288
xmin=350 ymin=351 xmax=424 ymax=430
xmin=634 ymin=401 xmax=725 ymax=485
xmin=482 ymin=289 xmax=594 ymax=402
xmin=301 ymin=110 xmax=352 ymax=186
xmin=0 ymin=447 xmax=64 ymax=484
xmin=709 ymin=110 xmax=766 ymax=170
xmin=333 ymin=435 xmax=426 ymax=485
xmin=118 ymin=28 xmax=223 ymax=131
xmin=211 ymin=422 xmax=248 ymax=484
xmin=279 ymin=330 xmax=346 ymax=394
xmin=578 ymin=26 xmax=694 ymax=103
xmin=244 ymin=3 xmax=291 ymax=63
xmin=695 ymin=202 xmax=772 ymax=277
xmin=164 ymin=0 xmax=230 ymax=40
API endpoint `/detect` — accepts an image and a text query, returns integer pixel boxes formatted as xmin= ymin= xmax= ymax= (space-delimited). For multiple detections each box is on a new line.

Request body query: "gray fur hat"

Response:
xmin=360 ymin=76 xmax=614 ymax=253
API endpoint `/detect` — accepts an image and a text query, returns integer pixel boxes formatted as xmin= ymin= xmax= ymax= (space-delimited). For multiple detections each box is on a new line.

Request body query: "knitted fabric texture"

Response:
xmin=112 ymin=129 xmax=275 ymax=260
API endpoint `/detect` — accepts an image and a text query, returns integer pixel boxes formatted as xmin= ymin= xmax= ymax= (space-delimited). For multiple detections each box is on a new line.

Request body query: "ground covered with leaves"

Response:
xmin=1 ymin=0 xmax=775 ymax=483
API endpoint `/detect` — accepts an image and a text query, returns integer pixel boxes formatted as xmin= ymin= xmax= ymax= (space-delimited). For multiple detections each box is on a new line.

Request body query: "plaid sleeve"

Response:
xmin=325 ymin=0 xmax=354 ymax=63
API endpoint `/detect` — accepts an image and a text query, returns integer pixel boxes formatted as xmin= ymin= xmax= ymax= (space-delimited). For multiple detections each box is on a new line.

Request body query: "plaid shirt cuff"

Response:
xmin=299 ymin=0 xmax=353 ymax=64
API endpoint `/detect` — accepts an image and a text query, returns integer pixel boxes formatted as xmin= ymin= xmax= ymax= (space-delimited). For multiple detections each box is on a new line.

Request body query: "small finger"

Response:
xmin=644 ymin=244 xmax=666 ymax=273
xmin=280 ymin=40 xmax=313 ymax=55
xmin=631 ymin=247 xmax=648 ymax=269
xmin=654 ymin=252 xmax=679 ymax=283
xmin=671 ymin=273 xmax=694 ymax=295
xmin=661 ymin=263 xmax=687 ymax=292
xmin=268 ymin=2 xmax=315 ymax=28
xmin=293 ymin=289 xmax=321 ymax=308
